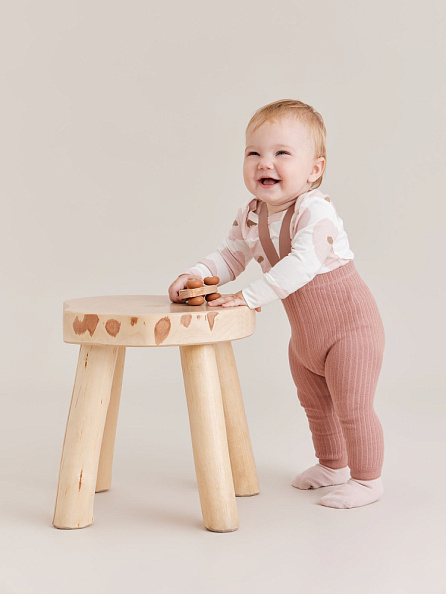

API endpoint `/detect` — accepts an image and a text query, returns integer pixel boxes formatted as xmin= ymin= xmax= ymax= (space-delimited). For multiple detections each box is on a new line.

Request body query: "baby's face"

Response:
xmin=243 ymin=115 xmax=324 ymax=214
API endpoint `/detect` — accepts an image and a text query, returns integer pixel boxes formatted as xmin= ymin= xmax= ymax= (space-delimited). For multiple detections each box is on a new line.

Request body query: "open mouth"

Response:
xmin=259 ymin=177 xmax=280 ymax=185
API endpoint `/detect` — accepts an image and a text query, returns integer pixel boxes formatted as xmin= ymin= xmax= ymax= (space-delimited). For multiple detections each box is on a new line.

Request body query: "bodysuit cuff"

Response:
xmin=242 ymin=278 xmax=280 ymax=309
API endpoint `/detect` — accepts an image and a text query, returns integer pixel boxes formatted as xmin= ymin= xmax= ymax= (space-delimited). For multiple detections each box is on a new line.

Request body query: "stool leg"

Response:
xmin=179 ymin=344 xmax=239 ymax=533
xmin=214 ymin=341 xmax=260 ymax=497
xmin=53 ymin=344 xmax=119 ymax=529
xmin=96 ymin=346 xmax=126 ymax=493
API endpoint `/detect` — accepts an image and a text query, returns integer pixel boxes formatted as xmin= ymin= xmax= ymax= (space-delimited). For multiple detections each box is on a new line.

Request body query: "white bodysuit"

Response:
xmin=182 ymin=188 xmax=355 ymax=309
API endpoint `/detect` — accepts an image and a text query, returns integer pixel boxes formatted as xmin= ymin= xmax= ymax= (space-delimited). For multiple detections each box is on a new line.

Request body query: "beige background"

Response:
xmin=1 ymin=1 xmax=445 ymax=593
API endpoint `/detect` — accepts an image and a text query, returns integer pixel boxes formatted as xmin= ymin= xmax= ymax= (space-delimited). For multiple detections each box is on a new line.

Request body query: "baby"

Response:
xmin=168 ymin=99 xmax=386 ymax=509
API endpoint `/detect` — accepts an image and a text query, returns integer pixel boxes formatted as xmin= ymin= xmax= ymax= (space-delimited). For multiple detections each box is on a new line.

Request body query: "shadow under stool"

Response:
xmin=53 ymin=295 xmax=259 ymax=533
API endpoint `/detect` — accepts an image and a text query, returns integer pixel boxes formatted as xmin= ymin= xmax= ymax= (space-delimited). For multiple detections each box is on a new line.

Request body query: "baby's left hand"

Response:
xmin=207 ymin=291 xmax=261 ymax=312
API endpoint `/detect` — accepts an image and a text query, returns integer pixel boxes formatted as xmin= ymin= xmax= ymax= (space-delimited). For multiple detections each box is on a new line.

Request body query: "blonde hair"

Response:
xmin=245 ymin=99 xmax=327 ymax=190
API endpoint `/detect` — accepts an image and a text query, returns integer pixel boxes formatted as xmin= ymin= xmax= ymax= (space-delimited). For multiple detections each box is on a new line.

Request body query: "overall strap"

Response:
xmin=258 ymin=200 xmax=295 ymax=267
xmin=279 ymin=203 xmax=295 ymax=259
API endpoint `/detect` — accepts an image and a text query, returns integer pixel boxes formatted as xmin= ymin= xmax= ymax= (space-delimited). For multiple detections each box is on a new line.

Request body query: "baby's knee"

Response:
xmin=335 ymin=404 xmax=380 ymax=428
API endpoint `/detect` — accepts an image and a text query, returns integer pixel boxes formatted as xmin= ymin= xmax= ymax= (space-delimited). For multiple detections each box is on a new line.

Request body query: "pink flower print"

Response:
xmin=220 ymin=247 xmax=247 ymax=279
xmin=228 ymin=221 xmax=240 ymax=241
xmin=324 ymin=251 xmax=341 ymax=270
xmin=295 ymin=207 xmax=311 ymax=232
xmin=250 ymin=242 xmax=268 ymax=272
xmin=199 ymin=258 xmax=218 ymax=276
xmin=313 ymin=219 xmax=339 ymax=264
xmin=245 ymin=220 xmax=259 ymax=246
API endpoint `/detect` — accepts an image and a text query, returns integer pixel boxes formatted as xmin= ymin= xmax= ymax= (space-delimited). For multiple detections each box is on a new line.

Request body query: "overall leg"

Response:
xmin=289 ymin=342 xmax=350 ymax=489
xmin=324 ymin=330 xmax=385 ymax=481
xmin=319 ymin=326 xmax=385 ymax=508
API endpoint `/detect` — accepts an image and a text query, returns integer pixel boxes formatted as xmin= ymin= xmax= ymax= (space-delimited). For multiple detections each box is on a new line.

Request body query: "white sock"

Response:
xmin=292 ymin=463 xmax=350 ymax=490
xmin=319 ymin=477 xmax=384 ymax=509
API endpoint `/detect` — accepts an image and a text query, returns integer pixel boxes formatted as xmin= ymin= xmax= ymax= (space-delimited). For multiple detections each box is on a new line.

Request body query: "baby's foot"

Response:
xmin=319 ymin=477 xmax=384 ymax=509
xmin=292 ymin=463 xmax=350 ymax=489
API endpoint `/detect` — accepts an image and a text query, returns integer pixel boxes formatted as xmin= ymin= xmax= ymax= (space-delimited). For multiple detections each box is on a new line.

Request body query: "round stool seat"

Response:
xmin=63 ymin=295 xmax=256 ymax=347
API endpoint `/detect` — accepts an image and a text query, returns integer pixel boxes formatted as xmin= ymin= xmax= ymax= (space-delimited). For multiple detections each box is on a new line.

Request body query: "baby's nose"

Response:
xmin=258 ymin=158 xmax=273 ymax=169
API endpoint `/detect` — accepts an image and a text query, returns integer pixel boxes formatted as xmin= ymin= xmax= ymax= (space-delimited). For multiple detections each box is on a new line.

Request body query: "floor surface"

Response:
xmin=1 ymin=376 xmax=444 ymax=594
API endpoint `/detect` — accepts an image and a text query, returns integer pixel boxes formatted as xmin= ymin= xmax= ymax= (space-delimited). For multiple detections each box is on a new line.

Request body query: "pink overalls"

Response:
xmin=257 ymin=200 xmax=386 ymax=481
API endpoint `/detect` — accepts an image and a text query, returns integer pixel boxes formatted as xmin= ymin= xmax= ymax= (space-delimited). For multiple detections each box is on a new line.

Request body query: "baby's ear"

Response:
xmin=309 ymin=158 xmax=325 ymax=182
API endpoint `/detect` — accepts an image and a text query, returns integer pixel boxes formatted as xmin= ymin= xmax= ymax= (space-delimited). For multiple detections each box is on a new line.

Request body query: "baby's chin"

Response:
xmin=260 ymin=196 xmax=300 ymax=213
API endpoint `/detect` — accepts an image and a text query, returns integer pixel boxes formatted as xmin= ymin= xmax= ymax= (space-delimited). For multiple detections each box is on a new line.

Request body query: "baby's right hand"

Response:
xmin=168 ymin=274 xmax=203 ymax=303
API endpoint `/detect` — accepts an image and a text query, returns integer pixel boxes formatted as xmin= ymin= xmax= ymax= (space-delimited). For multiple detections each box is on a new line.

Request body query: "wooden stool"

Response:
xmin=53 ymin=295 xmax=259 ymax=532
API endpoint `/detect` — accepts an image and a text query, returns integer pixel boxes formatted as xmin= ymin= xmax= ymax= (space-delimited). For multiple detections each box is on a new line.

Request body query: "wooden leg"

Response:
xmin=179 ymin=344 xmax=239 ymax=533
xmin=96 ymin=346 xmax=126 ymax=493
xmin=214 ymin=341 xmax=260 ymax=496
xmin=53 ymin=344 xmax=119 ymax=529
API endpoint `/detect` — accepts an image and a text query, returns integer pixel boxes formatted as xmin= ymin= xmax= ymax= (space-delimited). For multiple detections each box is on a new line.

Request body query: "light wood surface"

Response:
xmin=53 ymin=344 xmax=118 ymax=529
xmin=178 ymin=284 xmax=219 ymax=300
xmin=180 ymin=344 xmax=239 ymax=532
xmin=214 ymin=342 xmax=260 ymax=497
xmin=63 ymin=295 xmax=255 ymax=347
xmin=96 ymin=346 xmax=126 ymax=493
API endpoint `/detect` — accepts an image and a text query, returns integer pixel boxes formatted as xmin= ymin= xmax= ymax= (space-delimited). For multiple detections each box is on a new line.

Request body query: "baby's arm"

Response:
xmin=210 ymin=198 xmax=341 ymax=310
xmin=169 ymin=204 xmax=254 ymax=303
xmin=182 ymin=205 xmax=254 ymax=284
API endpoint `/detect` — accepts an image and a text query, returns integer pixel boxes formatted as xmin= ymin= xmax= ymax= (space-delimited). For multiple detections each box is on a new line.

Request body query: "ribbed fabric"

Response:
xmin=283 ymin=261 xmax=386 ymax=480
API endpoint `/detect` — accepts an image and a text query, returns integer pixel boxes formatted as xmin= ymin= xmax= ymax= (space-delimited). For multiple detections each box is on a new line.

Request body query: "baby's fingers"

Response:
xmin=221 ymin=300 xmax=240 ymax=308
xmin=207 ymin=296 xmax=229 ymax=307
xmin=208 ymin=295 xmax=241 ymax=307
xmin=221 ymin=296 xmax=245 ymax=308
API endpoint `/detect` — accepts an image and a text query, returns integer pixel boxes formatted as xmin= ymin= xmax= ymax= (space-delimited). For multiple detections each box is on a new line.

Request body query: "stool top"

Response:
xmin=63 ymin=295 xmax=256 ymax=347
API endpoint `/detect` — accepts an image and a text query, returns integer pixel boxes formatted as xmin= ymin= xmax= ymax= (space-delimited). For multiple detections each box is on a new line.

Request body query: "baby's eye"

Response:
xmin=246 ymin=151 xmax=259 ymax=156
xmin=276 ymin=150 xmax=289 ymax=155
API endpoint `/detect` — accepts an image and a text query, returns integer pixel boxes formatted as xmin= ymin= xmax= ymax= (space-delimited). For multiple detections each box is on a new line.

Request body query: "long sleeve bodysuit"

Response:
xmin=182 ymin=189 xmax=354 ymax=308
